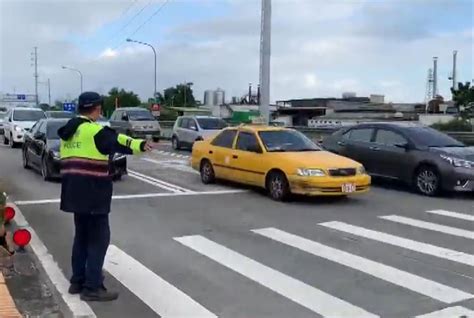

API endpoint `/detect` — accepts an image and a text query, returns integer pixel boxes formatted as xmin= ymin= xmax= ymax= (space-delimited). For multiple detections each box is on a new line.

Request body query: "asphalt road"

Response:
xmin=1 ymin=140 xmax=473 ymax=318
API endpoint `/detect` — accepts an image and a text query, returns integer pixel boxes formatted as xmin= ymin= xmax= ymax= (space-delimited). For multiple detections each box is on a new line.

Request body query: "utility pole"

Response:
xmin=47 ymin=78 xmax=51 ymax=105
xmin=126 ymin=38 xmax=157 ymax=101
xmin=32 ymin=47 xmax=39 ymax=106
xmin=432 ymin=57 xmax=438 ymax=99
xmin=38 ymin=79 xmax=51 ymax=106
xmin=259 ymin=0 xmax=272 ymax=124
xmin=61 ymin=66 xmax=83 ymax=94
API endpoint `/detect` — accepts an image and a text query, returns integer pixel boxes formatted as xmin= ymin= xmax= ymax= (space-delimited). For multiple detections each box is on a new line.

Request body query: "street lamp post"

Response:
xmin=39 ymin=79 xmax=51 ymax=105
xmin=126 ymin=38 xmax=157 ymax=101
xmin=61 ymin=66 xmax=83 ymax=93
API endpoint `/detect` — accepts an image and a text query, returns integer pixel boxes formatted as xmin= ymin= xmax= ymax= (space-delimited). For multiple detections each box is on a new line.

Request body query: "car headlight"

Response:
xmin=440 ymin=154 xmax=474 ymax=168
xmin=357 ymin=166 xmax=366 ymax=175
xmin=296 ymin=168 xmax=326 ymax=177
xmin=14 ymin=125 xmax=22 ymax=132
xmin=51 ymin=151 xmax=60 ymax=159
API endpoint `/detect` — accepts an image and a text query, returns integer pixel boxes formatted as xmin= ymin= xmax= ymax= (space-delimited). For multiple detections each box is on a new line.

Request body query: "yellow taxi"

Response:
xmin=191 ymin=125 xmax=371 ymax=200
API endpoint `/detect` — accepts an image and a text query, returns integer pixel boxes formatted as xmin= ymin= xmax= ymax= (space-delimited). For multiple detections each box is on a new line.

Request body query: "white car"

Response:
xmin=0 ymin=111 xmax=6 ymax=135
xmin=3 ymin=108 xmax=46 ymax=147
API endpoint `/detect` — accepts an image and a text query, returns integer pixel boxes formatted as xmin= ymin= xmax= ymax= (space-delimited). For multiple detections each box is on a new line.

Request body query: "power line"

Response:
xmin=112 ymin=0 xmax=153 ymax=41
xmin=119 ymin=0 xmax=139 ymax=18
xmin=83 ymin=0 xmax=153 ymax=64
xmin=128 ymin=0 xmax=172 ymax=37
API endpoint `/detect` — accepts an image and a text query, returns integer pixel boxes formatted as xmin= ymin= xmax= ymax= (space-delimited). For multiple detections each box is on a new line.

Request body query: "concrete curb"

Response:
xmin=7 ymin=201 xmax=96 ymax=318
xmin=0 ymin=272 xmax=22 ymax=318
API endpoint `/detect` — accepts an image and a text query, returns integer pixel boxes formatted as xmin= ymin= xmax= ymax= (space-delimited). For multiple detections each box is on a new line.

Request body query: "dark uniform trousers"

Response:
xmin=71 ymin=213 xmax=110 ymax=290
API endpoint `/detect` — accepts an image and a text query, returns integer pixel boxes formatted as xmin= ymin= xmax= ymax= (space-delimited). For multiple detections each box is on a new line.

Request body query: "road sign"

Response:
xmin=63 ymin=103 xmax=76 ymax=112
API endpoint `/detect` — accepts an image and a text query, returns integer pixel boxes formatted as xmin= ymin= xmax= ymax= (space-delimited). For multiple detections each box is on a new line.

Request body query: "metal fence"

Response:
xmin=158 ymin=121 xmax=474 ymax=145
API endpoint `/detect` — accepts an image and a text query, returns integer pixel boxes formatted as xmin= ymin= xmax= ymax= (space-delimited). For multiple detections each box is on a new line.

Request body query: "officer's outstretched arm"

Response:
xmin=94 ymin=126 xmax=146 ymax=155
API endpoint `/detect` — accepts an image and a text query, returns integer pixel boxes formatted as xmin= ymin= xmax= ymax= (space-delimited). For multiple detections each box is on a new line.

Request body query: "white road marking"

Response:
xmin=253 ymin=227 xmax=473 ymax=303
xmin=174 ymin=235 xmax=378 ymax=317
xmin=142 ymin=157 xmax=198 ymax=175
xmin=380 ymin=215 xmax=474 ymax=240
xmin=10 ymin=203 xmax=96 ymax=318
xmin=416 ymin=306 xmax=474 ymax=318
xmin=320 ymin=221 xmax=474 ymax=266
xmin=128 ymin=172 xmax=185 ymax=193
xmin=426 ymin=209 xmax=474 ymax=222
xmin=128 ymin=169 xmax=193 ymax=193
xmin=104 ymin=245 xmax=216 ymax=318
xmin=15 ymin=190 xmax=247 ymax=206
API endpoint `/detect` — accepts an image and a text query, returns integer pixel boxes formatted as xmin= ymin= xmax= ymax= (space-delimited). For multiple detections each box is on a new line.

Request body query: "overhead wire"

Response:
xmin=128 ymin=0 xmax=172 ymax=38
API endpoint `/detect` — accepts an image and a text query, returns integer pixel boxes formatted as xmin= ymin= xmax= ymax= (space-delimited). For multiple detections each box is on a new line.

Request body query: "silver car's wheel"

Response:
xmin=415 ymin=167 xmax=440 ymax=196
xmin=172 ymin=136 xmax=180 ymax=150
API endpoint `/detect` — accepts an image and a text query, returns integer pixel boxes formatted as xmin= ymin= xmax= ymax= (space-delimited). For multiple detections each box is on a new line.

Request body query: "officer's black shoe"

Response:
xmin=68 ymin=283 xmax=83 ymax=295
xmin=80 ymin=287 xmax=119 ymax=302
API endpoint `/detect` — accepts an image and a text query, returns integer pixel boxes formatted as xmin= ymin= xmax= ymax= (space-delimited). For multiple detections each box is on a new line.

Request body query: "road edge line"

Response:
xmin=9 ymin=202 xmax=96 ymax=318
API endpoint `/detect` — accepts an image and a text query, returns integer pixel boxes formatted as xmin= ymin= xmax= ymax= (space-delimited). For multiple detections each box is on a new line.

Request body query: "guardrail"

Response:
xmin=157 ymin=121 xmax=474 ymax=145
xmin=290 ymin=127 xmax=474 ymax=146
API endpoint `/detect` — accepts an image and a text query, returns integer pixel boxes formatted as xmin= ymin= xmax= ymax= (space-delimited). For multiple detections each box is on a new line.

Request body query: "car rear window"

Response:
xmin=408 ymin=127 xmax=464 ymax=147
xmin=13 ymin=110 xmax=46 ymax=121
xmin=47 ymin=121 xmax=68 ymax=139
xmin=48 ymin=111 xmax=75 ymax=119
xmin=197 ymin=118 xmax=228 ymax=130
xmin=127 ymin=109 xmax=155 ymax=121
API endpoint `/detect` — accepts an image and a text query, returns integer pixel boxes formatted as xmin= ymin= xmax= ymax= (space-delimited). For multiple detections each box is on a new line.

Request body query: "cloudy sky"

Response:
xmin=0 ymin=0 xmax=472 ymax=104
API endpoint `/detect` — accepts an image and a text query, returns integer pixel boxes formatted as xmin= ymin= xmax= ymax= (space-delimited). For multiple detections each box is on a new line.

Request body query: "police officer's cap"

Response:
xmin=78 ymin=92 xmax=103 ymax=109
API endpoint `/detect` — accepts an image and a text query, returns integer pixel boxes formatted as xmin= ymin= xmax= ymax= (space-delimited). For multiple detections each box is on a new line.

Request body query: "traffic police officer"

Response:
xmin=58 ymin=92 xmax=152 ymax=302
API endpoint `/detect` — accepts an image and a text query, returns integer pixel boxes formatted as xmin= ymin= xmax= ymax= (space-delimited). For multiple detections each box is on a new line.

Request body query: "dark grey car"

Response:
xmin=322 ymin=122 xmax=474 ymax=196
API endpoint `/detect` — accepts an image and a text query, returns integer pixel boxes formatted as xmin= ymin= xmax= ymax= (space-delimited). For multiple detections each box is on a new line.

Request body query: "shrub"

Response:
xmin=431 ymin=118 xmax=472 ymax=132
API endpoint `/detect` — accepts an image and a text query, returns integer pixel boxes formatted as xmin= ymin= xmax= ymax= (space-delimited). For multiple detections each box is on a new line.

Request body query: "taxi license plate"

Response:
xmin=342 ymin=183 xmax=356 ymax=193
xmin=145 ymin=134 xmax=152 ymax=140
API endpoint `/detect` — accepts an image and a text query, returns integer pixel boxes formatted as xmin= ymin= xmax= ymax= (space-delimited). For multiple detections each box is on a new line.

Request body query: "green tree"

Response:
xmin=160 ymin=83 xmax=196 ymax=108
xmin=39 ymin=103 xmax=50 ymax=111
xmin=451 ymin=82 xmax=474 ymax=117
xmin=103 ymin=87 xmax=141 ymax=117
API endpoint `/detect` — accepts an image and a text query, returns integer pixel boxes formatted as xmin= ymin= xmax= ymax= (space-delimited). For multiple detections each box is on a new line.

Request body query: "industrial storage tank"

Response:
xmin=370 ymin=94 xmax=385 ymax=103
xmin=204 ymin=90 xmax=215 ymax=107
xmin=213 ymin=88 xmax=225 ymax=106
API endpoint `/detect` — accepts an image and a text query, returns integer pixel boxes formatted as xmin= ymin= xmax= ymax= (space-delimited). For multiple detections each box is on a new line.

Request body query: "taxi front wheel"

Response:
xmin=267 ymin=171 xmax=290 ymax=201
xmin=200 ymin=160 xmax=215 ymax=184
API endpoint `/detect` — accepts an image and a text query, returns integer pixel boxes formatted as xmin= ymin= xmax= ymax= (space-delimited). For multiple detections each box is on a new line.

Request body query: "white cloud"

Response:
xmin=0 ymin=0 xmax=472 ymax=105
xmin=100 ymin=48 xmax=119 ymax=58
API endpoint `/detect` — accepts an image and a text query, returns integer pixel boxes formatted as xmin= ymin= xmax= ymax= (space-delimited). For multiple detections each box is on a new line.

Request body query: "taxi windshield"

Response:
xmin=258 ymin=130 xmax=320 ymax=152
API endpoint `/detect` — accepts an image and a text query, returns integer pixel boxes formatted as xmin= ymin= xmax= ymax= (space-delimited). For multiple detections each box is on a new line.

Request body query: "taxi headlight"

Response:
xmin=296 ymin=168 xmax=325 ymax=177
xmin=14 ymin=125 xmax=23 ymax=132
xmin=357 ymin=166 xmax=366 ymax=174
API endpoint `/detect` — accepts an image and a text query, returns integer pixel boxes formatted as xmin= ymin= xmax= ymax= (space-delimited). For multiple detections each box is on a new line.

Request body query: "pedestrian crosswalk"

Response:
xmin=103 ymin=209 xmax=474 ymax=317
